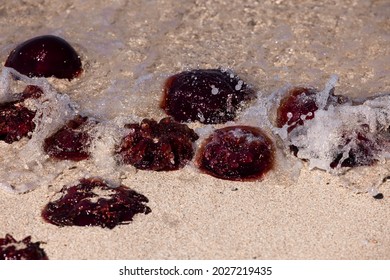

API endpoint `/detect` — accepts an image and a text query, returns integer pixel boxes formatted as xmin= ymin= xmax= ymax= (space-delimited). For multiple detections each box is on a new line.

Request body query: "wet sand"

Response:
xmin=0 ymin=0 xmax=389 ymax=259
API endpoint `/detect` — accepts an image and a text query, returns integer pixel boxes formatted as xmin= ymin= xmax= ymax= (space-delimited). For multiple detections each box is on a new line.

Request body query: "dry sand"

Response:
xmin=0 ymin=0 xmax=389 ymax=259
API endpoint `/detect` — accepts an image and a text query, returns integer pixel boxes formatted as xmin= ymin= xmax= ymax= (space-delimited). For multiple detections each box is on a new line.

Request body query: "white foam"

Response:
xmin=235 ymin=80 xmax=243 ymax=91
xmin=263 ymin=76 xmax=390 ymax=192
xmin=290 ymin=95 xmax=390 ymax=172
xmin=1 ymin=67 xmax=388 ymax=194
xmin=211 ymin=85 xmax=219 ymax=95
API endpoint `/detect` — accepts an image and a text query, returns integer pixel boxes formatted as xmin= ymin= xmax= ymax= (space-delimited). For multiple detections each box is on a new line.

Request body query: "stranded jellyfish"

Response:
xmin=115 ymin=117 xmax=199 ymax=171
xmin=329 ymin=125 xmax=379 ymax=169
xmin=276 ymin=85 xmax=386 ymax=170
xmin=0 ymin=85 xmax=43 ymax=143
xmin=43 ymin=115 xmax=97 ymax=161
xmin=0 ymin=234 xmax=48 ymax=260
xmin=276 ymin=87 xmax=319 ymax=132
xmin=5 ymin=35 xmax=82 ymax=80
xmin=0 ymin=101 xmax=35 ymax=143
xmin=196 ymin=126 xmax=275 ymax=181
xmin=41 ymin=178 xmax=151 ymax=229
xmin=161 ymin=69 xmax=255 ymax=124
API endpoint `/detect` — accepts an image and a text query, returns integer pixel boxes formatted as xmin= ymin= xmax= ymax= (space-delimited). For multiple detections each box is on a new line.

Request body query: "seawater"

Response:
xmin=0 ymin=0 xmax=389 ymax=193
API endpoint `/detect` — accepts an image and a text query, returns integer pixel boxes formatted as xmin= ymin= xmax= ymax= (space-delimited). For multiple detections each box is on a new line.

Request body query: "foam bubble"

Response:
xmin=266 ymin=76 xmax=390 ymax=192
xmin=211 ymin=85 xmax=219 ymax=95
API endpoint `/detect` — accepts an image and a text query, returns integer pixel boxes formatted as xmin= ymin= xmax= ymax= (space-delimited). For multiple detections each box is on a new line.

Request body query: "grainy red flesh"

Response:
xmin=116 ymin=117 xmax=199 ymax=171
xmin=0 ymin=101 xmax=36 ymax=143
xmin=43 ymin=115 xmax=96 ymax=161
xmin=0 ymin=234 xmax=48 ymax=260
xmin=41 ymin=178 xmax=151 ymax=229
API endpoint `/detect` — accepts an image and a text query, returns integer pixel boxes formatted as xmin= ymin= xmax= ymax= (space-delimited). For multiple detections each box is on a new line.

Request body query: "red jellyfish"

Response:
xmin=197 ymin=126 xmax=275 ymax=181
xmin=5 ymin=35 xmax=82 ymax=80
xmin=161 ymin=69 xmax=255 ymax=124
xmin=116 ymin=117 xmax=199 ymax=171
xmin=0 ymin=234 xmax=48 ymax=260
xmin=41 ymin=178 xmax=151 ymax=229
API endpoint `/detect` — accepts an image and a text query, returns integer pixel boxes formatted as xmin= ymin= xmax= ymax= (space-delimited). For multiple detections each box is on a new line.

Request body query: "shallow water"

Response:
xmin=1 ymin=0 xmax=388 ymax=119
xmin=0 ymin=0 xmax=389 ymax=193
xmin=0 ymin=0 xmax=390 ymax=260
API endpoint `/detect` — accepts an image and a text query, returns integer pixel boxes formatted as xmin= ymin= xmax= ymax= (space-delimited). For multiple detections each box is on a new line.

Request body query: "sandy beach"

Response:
xmin=0 ymin=0 xmax=389 ymax=259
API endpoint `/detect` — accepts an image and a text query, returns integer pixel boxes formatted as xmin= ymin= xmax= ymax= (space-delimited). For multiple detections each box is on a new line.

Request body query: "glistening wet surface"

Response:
xmin=0 ymin=0 xmax=389 ymax=259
